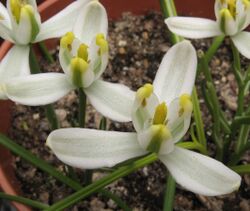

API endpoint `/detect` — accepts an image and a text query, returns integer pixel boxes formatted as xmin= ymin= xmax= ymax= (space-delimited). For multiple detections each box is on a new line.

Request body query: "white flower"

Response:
xmin=0 ymin=0 xmax=91 ymax=45
xmin=0 ymin=0 xmax=134 ymax=122
xmin=165 ymin=0 xmax=250 ymax=58
xmin=0 ymin=0 xmax=92 ymax=101
xmin=46 ymin=41 xmax=241 ymax=196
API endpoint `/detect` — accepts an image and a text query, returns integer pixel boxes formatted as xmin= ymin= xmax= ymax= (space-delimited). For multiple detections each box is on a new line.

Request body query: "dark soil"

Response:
xmin=5 ymin=12 xmax=250 ymax=210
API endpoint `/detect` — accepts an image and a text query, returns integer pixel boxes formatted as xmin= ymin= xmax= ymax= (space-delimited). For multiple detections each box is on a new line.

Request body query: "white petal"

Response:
xmin=153 ymin=41 xmax=197 ymax=104
xmin=88 ymin=37 xmax=108 ymax=80
xmin=47 ymin=128 xmax=146 ymax=169
xmin=73 ymin=0 xmax=108 ymax=45
xmin=0 ymin=45 xmax=30 ymax=83
xmin=159 ymin=147 xmax=241 ymax=196
xmin=0 ymin=2 xmax=10 ymax=23
xmin=218 ymin=12 xmax=238 ymax=36
xmin=0 ymin=2 xmax=13 ymax=41
xmin=12 ymin=8 xmax=32 ymax=44
xmin=0 ymin=21 xmax=14 ymax=42
xmin=165 ymin=17 xmax=222 ymax=39
xmin=231 ymin=31 xmax=250 ymax=59
xmin=35 ymin=0 xmax=90 ymax=42
xmin=214 ymin=0 xmax=222 ymax=20
xmin=0 ymin=2 xmax=13 ymax=42
xmin=167 ymin=98 xmax=192 ymax=143
xmin=4 ymin=73 xmax=74 ymax=106
xmin=85 ymin=80 xmax=135 ymax=122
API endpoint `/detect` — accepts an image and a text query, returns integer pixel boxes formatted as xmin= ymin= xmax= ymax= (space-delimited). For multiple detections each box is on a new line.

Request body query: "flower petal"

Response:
xmin=231 ymin=31 xmax=250 ymax=59
xmin=167 ymin=98 xmax=192 ymax=143
xmin=88 ymin=37 xmax=108 ymax=80
xmin=153 ymin=40 xmax=197 ymax=104
xmin=0 ymin=45 xmax=30 ymax=83
xmin=0 ymin=21 xmax=14 ymax=42
xmin=73 ymin=0 xmax=108 ymax=45
xmin=4 ymin=73 xmax=74 ymax=105
xmin=0 ymin=2 xmax=13 ymax=41
xmin=165 ymin=17 xmax=222 ymax=39
xmin=47 ymin=128 xmax=146 ymax=169
xmin=159 ymin=146 xmax=241 ymax=196
xmin=84 ymin=79 xmax=135 ymax=122
xmin=35 ymin=0 xmax=90 ymax=42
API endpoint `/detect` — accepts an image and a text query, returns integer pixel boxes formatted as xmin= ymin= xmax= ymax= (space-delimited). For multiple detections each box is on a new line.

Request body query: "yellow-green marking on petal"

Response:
xmin=179 ymin=94 xmax=193 ymax=116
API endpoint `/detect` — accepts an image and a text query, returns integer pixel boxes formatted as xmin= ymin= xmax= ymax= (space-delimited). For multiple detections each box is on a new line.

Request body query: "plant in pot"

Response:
xmin=0 ymin=0 xmax=249 ymax=210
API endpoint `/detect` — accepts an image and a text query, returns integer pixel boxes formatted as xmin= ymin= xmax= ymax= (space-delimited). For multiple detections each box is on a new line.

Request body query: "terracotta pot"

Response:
xmin=0 ymin=0 xmax=238 ymax=210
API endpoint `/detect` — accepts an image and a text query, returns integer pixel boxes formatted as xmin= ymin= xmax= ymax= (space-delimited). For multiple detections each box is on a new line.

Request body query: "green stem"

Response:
xmin=0 ymin=134 xmax=131 ymax=211
xmin=235 ymin=126 xmax=250 ymax=154
xmin=177 ymin=141 xmax=208 ymax=155
xmin=231 ymin=41 xmax=244 ymax=115
xmin=38 ymin=42 xmax=55 ymax=63
xmin=78 ymin=88 xmax=87 ymax=128
xmin=0 ymin=133 xmax=81 ymax=190
xmin=230 ymin=164 xmax=250 ymax=175
xmin=228 ymin=142 xmax=250 ymax=166
xmin=45 ymin=153 xmax=158 ymax=211
xmin=45 ymin=104 xmax=59 ymax=130
xmin=0 ymin=192 xmax=49 ymax=209
xmin=204 ymin=35 xmax=225 ymax=63
xmin=99 ymin=117 xmax=107 ymax=130
xmin=191 ymin=88 xmax=207 ymax=148
xmin=163 ymin=175 xmax=176 ymax=211
xmin=29 ymin=45 xmax=59 ymax=130
xmin=99 ymin=189 xmax=132 ymax=211
xmin=159 ymin=0 xmax=183 ymax=43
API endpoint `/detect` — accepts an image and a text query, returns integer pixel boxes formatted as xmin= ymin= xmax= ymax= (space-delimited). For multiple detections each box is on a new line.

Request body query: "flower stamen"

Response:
xmin=136 ymin=83 xmax=153 ymax=106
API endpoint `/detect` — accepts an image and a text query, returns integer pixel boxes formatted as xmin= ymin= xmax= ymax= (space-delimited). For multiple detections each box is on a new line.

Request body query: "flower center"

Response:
xmin=60 ymin=32 xmax=108 ymax=88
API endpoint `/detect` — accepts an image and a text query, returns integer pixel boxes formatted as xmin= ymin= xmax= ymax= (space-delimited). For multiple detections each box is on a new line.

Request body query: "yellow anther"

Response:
xmin=10 ymin=0 xmax=29 ymax=23
xmin=136 ymin=83 xmax=153 ymax=106
xmin=227 ymin=0 xmax=236 ymax=18
xmin=77 ymin=44 xmax=89 ymax=62
xmin=153 ymin=102 xmax=168 ymax=125
xmin=70 ymin=57 xmax=89 ymax=88
xmin=179 ymin=94 xmax=193 ymax=116
xmin=96 ymin=33 xmax=108 ymax=55
xmin=60 ymin=32 xmax=75 ymax=50
xmin=10 ymin=0 xmax=22 ymax=23
xmin=147 ymin=124 xmax=171 ymax=153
